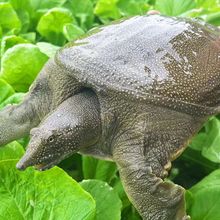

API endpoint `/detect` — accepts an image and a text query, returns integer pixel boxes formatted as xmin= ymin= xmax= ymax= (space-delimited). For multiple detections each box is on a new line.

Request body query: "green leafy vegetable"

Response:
xmin=20 ymin=32 xmax=36 ymax=42
xmin=189 ymin=117 xmax=220 ymax=163
xmin=203 ymin=11 xmax=220 ymax=25
xmin=81 ymin=179 xmax=122 ymax=220
xmin=37 ymin=8 xmax=75 ymax=45
xmin=83 ymin=156 xmax=118 ymax=183
xmin=94 ymin=0 xmax=121 ymax=20
xmin=0 ymin=26 xmax=2 ymax=39
xmin=29 ymin=0 xmax=67 ymax=11
xmin=0 ymin=79 xmax=14 ymax=103
xmin=155 ymin=0 xmax=196 ymax=16
xmin=0 ymin=141 xmax=24 ymax=160
xmin=0 ymin=43 xmax=48 ymax=92
xmin=0 ymin=2 xmax=21 ymax=34
xmin=64 ymin=0 xmax=94 ymax=30
xmin=36 ymin=42 xmax=60 ymax=57
xmin=195 ymin=0 xmax=219 ymax=8
xmin=0 ymin=160 xmax=96 ymax=220
xmin=1 ymin=35 xmax=29 ymax=55
xmin=63 ymin=23 xmax=85 ymax=41
xmin=117 ymin=0 xmax=149 ymax=16
xmin=187 ymin=169 xmax=220 ymax=220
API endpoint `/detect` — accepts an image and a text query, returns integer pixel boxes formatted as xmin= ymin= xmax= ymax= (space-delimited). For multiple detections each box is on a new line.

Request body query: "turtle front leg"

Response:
xmin=113 ymin=141 xmax=188 ymax=220
xmin=0 ymin=61 xmax=53 ymax=146
xmin=0 ymin=58 xmax=82 ymax=146
xmin=0 ymin=100 xmax=38 ymax=146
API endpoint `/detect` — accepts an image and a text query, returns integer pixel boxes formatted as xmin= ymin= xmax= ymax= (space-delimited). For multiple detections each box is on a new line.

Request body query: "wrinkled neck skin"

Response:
xmin=16 ymin=89 xmax=101 ymax=171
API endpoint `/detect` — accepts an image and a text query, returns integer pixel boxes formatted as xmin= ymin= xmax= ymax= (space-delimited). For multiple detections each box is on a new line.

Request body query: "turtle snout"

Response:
xmin=16 ymin=153 xmax=34 ymax=170
xmin=16 ymin=138 xmax=44 ymax=171
xmin=16 ymin=139 xmax=60 ymax=171
xmin=16 ymin=146 xmax=40 ymax=170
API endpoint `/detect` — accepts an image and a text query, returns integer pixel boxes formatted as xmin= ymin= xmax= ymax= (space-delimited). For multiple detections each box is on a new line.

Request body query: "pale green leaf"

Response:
xmin=155 ymin=0 xmax=196 ymax=16
xmin=0 ymin=2 xmax=21 ymax=33
xmin=201 ymin=118 xmax=220 ymax=163
xmin=187 ymin=169 xmax=220 ymax=220
xmin=63 ymin=23 xmax=85 ymax=41
xmin=117 ymin=0 xmax=150 ymax=16
xmin=29 ymin=0 xmax=67 ymax=10
xmin=0 ymin=160 xmax=96 ymax=220
xmin=1 ymin=35 xmax=29 ymax=56
xmin=0 ymin=79 xmax=14 ymax=103
xmin=36 ymin=42 xmax=60 ymax=57
xmin=20 ymin=32 xmax=36 ymax=42
xmin=81 ymin=179 xmax=122 ymax=220
xmin=0 ymin=43 xmax=48 ymax=92
xmin=37 ymin=8 xmax=75 ymax=45
xmin=94 ymin=0 xmax=121 ymax=20
xmin=64 ymin=0 xmax=94 ymax=29
xmin=0 ymin=141 xmax=24 ymax=160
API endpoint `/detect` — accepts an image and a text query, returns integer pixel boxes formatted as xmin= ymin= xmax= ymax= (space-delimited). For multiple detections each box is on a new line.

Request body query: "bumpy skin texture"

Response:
xmin=16 ymin=90 xmax=101 ymax=171
xmin=0 ymin=15 xmax=220 ymax=220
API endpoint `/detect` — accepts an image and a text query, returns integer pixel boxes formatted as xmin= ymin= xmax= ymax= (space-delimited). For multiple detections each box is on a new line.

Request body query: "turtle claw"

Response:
xmin=182 ymin=215 xmax=191 ymax=220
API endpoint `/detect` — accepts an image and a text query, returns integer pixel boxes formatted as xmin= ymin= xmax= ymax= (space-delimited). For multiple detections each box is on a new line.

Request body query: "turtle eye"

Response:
xmin=48 ymin=136 xmax=54 ymax=143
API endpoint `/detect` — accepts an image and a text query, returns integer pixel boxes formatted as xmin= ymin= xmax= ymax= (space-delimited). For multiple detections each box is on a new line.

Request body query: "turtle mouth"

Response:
xmin=16 ymin=156 xmax=62 ymax=171
xmin=33 ymin=160 xmax=60 ymax=171
xmin=32 ymin=153 xmax=73 ymax=171
xmin=16 ymin=147 xmax=73 ymax=171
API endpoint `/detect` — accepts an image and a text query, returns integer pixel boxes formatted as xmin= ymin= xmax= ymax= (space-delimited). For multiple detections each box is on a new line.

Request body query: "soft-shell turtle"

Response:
xmin=0 ymin=15 xmax=220 ymax=220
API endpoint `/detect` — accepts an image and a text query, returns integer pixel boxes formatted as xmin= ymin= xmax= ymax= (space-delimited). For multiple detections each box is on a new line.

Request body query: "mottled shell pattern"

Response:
xmin=56 ymin=15 xmax=220 ymax=116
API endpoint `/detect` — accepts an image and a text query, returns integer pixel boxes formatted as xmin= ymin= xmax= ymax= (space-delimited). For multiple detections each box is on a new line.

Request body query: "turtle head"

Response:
xmin=16 ymin=125 xmax=79 ymax=171
xmin=16 ymin=91 xmax=101 ymax=171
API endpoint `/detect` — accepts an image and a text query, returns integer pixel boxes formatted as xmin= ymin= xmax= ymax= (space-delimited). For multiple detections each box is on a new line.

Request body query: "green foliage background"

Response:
xmin=0 ymin=0 xmax=220 ymax=219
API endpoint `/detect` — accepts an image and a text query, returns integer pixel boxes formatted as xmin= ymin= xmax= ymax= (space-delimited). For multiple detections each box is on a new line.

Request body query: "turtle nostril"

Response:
xmin=16 ymin=154 xmax=32 ymax=171
xmin=16 ymin=161 xmax=26 ymax=171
